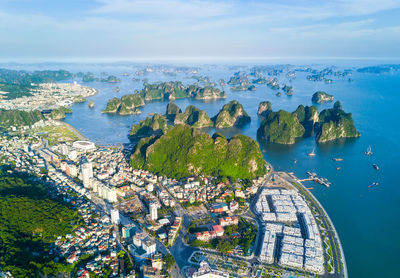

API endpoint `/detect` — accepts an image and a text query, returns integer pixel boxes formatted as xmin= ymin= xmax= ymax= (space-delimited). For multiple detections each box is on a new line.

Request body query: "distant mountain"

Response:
xmin=103 ymin=81 xmax=225 ymax=115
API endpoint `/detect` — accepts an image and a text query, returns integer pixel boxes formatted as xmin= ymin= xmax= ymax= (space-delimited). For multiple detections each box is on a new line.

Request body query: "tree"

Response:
xmin=164 ymin=254 xmax=175 ymax=270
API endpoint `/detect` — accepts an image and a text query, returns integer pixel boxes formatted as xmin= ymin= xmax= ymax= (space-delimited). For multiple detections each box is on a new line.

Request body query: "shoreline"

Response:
xmin=286 ymin=172 xmax=348 ymax=278
xmin=56 ymin=120 xmax=88 ymax=141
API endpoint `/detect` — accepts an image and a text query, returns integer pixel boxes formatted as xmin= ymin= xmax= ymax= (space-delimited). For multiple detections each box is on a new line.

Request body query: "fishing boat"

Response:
xmin=308 ymin=148 xmax=316 ymax=157
xmin=333 ymin=158 xmax=343 ymax=161
xmin=372 ymin=164 xmax=379 ymax=171
xmin=368 ymin=182 xmax=379 ymax=188
xmin=365 ymin=145 xmax=373 ymax=156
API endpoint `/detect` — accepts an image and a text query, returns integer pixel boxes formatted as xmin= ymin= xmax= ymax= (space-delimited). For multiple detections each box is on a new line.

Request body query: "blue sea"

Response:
xmin=4 ymin=60 xmax=400 ymax=277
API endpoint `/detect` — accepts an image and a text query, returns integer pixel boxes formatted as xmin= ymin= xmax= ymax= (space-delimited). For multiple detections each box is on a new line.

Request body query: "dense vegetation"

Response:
xmin=257 ymin=101 xmax=272 ymax=117
xmin=257 ymin=110 xmax=305 ymax=144
xmin=130 ymin=125 xmax=266 ymax=180
xmin=102 ymin=94 xmax=145 ymax=115
xmin=316 ymin=101 xmax=360 ymax=142
xmin=103 ymin=81 xmax=225 ymax=115
xmin=311 ymin=91 xmax=334 ymax=103
xmin=212 ymin=100 xmax=251 ymax=128
xmin=165 ymin=102 xmax=182 ymax=121
xmin=257 ymin=101 xmax=360 ymax=144
xmin=174 ymin=105 xmax=213 ymax=128
xmin=0 ymin=108 xmax=44 ymax=128
xmin=49 ymin=106 xmax=72 ymax=120
xmin=0 ymin=69 xmax=73 ymax=99
xmin=129 ymin=114 xmax=169 ymax=139
xmin=292 ymin=105 xmax=319 ymax=136
xmin=0 ymin=168 xmax=78 ymax=277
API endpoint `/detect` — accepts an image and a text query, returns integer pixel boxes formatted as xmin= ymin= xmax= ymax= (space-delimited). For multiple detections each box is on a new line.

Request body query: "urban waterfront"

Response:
xmin=3 ymin=61 xmax=400 ymax=277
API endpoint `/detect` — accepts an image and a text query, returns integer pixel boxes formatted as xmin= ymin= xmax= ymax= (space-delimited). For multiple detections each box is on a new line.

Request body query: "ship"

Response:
xmin=372 ymin=164 xmax=379 ymax=171
xmin=308 ymin=148 xmax=316 ymax=157
xmin=333 ymin=158 xmax=343 ymax=161
xmin=365 ymin=145 xmax=373 ymax=156
xmin=368 ymin=182 xmax=379 ymax=188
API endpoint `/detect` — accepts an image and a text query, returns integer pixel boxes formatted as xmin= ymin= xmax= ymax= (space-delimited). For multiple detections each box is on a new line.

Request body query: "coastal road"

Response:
xmin=285 ymin=172 xmax=346 ymax=278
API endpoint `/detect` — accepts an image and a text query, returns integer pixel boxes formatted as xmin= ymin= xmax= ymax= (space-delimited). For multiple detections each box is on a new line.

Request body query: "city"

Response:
xmin=0 ymin=117 xmax=346 ymax=278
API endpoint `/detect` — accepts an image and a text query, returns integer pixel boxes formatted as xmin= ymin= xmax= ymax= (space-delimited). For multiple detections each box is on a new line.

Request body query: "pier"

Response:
xmin=298 ymin=172 xmax=332 ymax=188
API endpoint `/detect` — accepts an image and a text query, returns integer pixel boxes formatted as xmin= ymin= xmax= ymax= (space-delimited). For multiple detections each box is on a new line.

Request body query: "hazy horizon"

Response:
xmin=1 ymin=0 xmax=400 ymax=62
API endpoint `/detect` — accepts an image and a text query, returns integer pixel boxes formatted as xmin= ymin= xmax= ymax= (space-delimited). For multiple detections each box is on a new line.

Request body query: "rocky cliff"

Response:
xmin=257 ymin=110 xmax=305 ymax=144
xmin=212 ymin=100 xmax=251 ymax=128
xmin=174 ymin=105 xmax=213 ymax=128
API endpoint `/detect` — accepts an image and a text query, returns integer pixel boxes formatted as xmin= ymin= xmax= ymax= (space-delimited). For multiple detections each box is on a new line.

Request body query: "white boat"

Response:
xmin=308 ymin=148 xmax=316 ymax=157
xmin=365 ymin=145 xmax=373 ymax=156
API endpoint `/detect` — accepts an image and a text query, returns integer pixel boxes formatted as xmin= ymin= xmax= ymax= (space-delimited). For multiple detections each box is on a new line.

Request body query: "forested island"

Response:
xmin=103 ymin=81 xmax=225 ymax=115
xmin=130 ymin=124 xmax=266 ymax=180
xmin=129 ymin=100 xmax=251 ymax=140
xmin=174 ymin=105 xmax=213 ymax=128
xmin=257 ymin=101 xmax=360 ymax=144
xmin=212 ymin=100 xmax=251 ymax=128
xmin=312 ymin=91 xmax=334 ymax=103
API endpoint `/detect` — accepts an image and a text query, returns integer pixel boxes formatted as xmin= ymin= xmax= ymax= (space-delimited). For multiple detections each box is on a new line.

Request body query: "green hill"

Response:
xmin=0 ymin=109 xmax=44 ymax=128
xmin=174 ymin=105 xmax=213 ymax=128
xmin=129 ymin=114 xmax=169 ymax=139
xmin=130 ymin=125 xmax=266 ymax=180
xmin=166 ymin=102 xmax=182 ymax=121
xmin=312 ymin=91 xmax=334 ymax=104
xmin=257 ymin=110 xmax=305 ymax=144
xmin=316 ymin=101 xmax=360 ymax=142
xmin=212 ymin=100 xmax=251 ymax=128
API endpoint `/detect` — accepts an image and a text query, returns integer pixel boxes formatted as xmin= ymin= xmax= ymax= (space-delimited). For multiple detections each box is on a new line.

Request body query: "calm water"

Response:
xmin=5 ymin=62 xmax=400 ymax=277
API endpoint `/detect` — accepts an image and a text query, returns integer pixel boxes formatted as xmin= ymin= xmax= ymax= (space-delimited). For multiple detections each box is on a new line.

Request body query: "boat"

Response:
xmin=294 ymin=159 xmax=297 ymax=164
xmin=333 ymin=158 xmax=343 ymax=161
xmin=372 ymin=164 xmax=379 ymax=171
xmin=336 ymin=167 xmax=341 ymax=171
xmin=365 ymin=145 xmax=373 ymax=156
xmin=306 ymin=187 xmax=314 ymax=190
xmin=308 ymin=148 xmax=316 ymax=157
xmin=368 ymin=182 xmax=379 ymax=188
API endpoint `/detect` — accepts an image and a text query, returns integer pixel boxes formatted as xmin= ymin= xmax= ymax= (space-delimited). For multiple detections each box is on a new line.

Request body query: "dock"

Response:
xmin=298 ymin=172 xmax=331 ymax=188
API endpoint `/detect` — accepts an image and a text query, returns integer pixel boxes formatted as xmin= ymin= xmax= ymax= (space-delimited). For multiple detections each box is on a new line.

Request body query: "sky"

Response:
xmin=0 ymin=0 xmax=400 ymax=62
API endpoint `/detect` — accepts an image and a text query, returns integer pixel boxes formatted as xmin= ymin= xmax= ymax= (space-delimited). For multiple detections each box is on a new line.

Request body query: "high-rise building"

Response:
xmin=59 ymin=144 xmax=69 ymax=156
xmin=149 ymin=202 xmax=158 ymax=221
xmin=81 ymin=159 xmax=93 ymax=189
xmin=111 ymin=209 xmax=120 ymax=224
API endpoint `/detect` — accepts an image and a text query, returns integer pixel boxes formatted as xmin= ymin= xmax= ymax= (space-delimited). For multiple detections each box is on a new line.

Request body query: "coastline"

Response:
xmin=56 ymin=120 xmax=88 ymax=141
xmin=287 ymin=172 xmax=348 ymax=278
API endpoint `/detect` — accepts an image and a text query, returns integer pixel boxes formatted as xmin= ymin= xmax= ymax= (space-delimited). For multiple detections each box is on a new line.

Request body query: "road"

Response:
xmin=284 ymin=172 xmax=347 ymax=278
